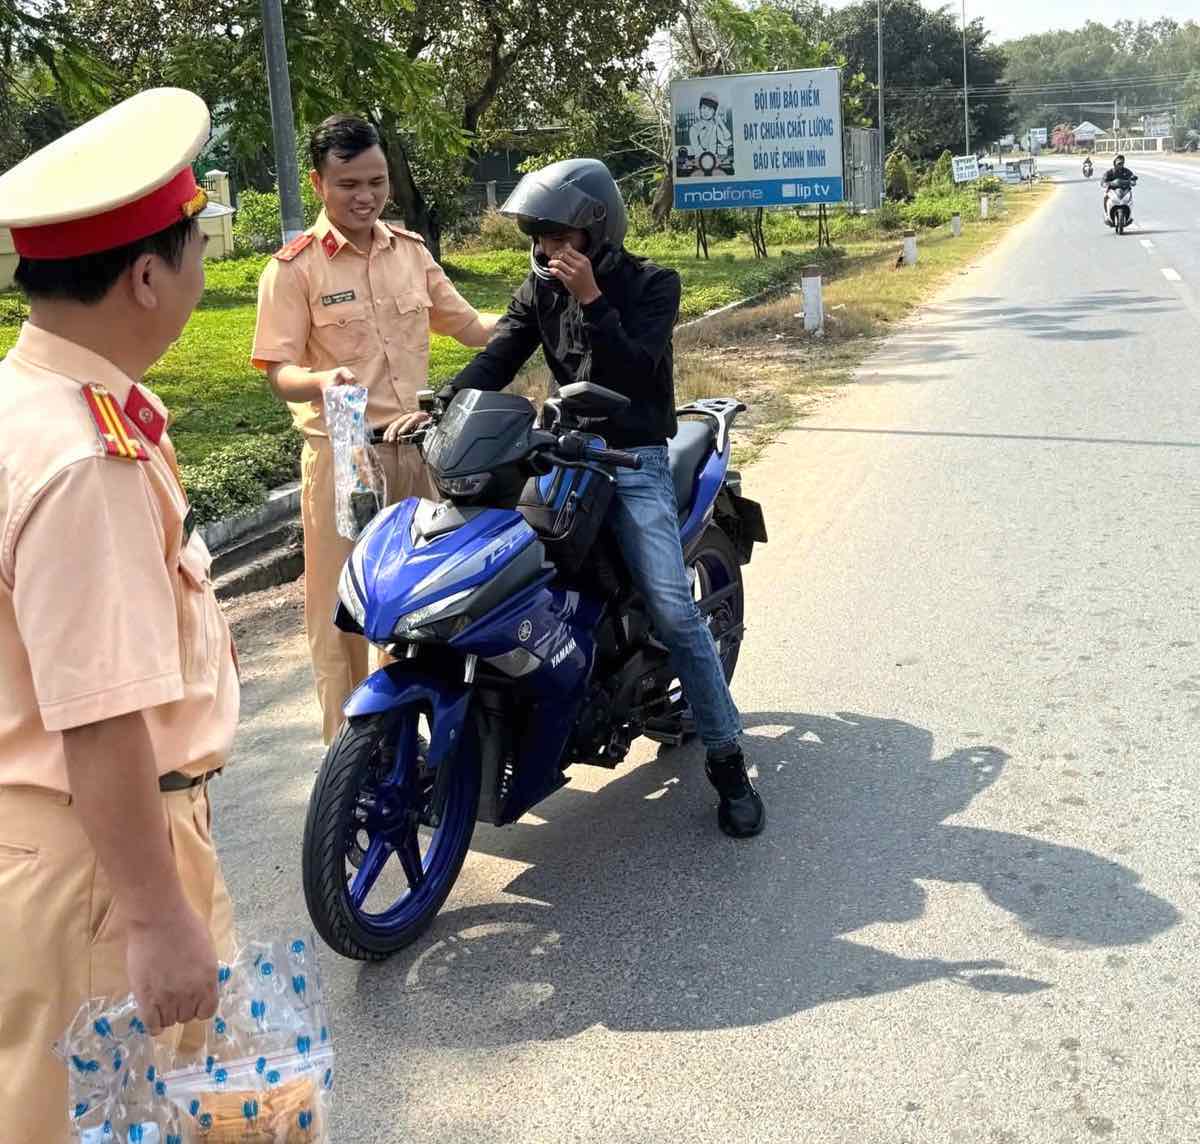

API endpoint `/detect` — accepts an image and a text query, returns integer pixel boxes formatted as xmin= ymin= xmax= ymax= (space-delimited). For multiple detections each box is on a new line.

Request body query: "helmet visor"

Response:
xmin=500 ymin=176 xmax=604 ymax=236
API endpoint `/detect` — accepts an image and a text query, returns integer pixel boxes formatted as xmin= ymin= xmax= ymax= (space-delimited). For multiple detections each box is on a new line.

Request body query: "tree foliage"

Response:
xmin=1002 ymin=19 xmax=1200 ymax=144
xmin=825 ymin=0 xmax=1012 ymax=158
xmin=11 ymin=0 xmax=677 ymax=254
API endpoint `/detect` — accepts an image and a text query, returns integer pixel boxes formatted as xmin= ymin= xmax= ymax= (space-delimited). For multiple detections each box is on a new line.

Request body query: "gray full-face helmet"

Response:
xmin=499 ymin=158 xmax=628 ymax=283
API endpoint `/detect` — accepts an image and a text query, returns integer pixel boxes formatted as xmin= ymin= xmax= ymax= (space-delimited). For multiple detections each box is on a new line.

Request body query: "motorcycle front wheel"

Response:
xmin=303 ymin=706 xmax=481 ymax=960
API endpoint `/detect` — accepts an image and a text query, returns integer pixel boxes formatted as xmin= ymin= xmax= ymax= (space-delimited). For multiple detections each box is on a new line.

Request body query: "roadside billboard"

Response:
xmin=671 ymin=68 xmax=844 ymax=209
xmin=952 ymin=155 xmax=980 ymax=183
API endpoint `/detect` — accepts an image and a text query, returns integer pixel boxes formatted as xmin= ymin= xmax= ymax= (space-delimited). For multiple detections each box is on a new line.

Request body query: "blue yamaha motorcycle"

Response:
xmin=302 ymin=382 xmax=767 ymax=959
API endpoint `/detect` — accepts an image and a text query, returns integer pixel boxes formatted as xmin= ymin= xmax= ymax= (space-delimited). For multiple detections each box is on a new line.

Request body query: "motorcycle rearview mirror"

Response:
xmin=558 ymin=382 xmax=631 ymax=420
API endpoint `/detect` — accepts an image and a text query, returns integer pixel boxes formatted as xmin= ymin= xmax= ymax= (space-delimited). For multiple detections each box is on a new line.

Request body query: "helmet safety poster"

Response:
xmin=671 ymin=67 xmax=845 ymax=210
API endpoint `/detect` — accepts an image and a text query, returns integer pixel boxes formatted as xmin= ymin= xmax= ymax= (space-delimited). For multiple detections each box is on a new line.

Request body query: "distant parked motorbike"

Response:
xmin=1104 ymin=175 xmax=1137 ymax=235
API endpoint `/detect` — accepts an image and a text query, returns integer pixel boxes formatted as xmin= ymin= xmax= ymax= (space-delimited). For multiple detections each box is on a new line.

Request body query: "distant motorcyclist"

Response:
xmin=1101 ymin=154 xmax=1137 ymax=225
xmin=1082 ymin=156 xmax=1093 ymax=178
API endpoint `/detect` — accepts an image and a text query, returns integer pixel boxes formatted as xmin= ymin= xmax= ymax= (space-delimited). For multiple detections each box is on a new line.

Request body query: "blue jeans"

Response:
xmin=607 ymin=446 xmax=742 ymax=751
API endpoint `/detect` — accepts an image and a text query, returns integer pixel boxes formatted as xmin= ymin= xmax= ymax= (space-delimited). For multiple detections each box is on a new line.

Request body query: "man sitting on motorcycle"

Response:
xmin=442 ymin=158 xmax=765 ymax=839
xmin=1101 ymin=154 xmax=1136 ymax=225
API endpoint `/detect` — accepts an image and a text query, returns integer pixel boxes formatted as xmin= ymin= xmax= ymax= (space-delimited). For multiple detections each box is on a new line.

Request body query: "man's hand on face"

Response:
xmin=548 ymin=246 xmax=602 ymax=305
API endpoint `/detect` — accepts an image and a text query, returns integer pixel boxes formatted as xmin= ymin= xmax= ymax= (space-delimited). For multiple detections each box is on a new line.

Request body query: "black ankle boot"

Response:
xmin=705 ymin=749 xmax=765 ymax=838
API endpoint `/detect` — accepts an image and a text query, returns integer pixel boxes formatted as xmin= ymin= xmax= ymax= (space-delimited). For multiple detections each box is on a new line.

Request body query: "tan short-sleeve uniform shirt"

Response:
xmin=0 ymin=324 xmax=240 ymax=793
xmin=251 ymin=210 xmax=487 ymax=438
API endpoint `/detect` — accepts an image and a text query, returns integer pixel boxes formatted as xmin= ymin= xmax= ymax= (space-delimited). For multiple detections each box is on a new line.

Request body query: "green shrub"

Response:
xmin=976 ymin=175 xmax=1004 ymax=195
xmin=181 ymin=431 xmax=303 ymax=526
xmin=876 ymin=200 xmax=906 ymax=231
xmin=929 ymin=150 xmax=954 ymax=189
xmin=885 ymin=151 xmax=916 ymax=201
xmin=473 ymin=209 xmax=528 ymax=252
xmin=232 ymin=181 xmax=321 ymax=254
xmin=0 ymin=293 xmax=27 ymax=328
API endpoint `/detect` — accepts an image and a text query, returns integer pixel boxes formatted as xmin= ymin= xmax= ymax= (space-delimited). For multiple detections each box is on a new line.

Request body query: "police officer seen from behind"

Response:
xmin=444 ymin=158 xmax=765 ymax=838
xmin=0 ymin=89 xmax=240 ymax=1140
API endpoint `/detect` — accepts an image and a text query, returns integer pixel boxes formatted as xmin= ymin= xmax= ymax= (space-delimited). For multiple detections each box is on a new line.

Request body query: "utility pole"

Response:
xmin=261 ymin=0 xmax=305 ymax=241
xmin=961 ymin=0 xmax=971 ymax=155
xmin=877 ymin=0 xmax=886 ymax=205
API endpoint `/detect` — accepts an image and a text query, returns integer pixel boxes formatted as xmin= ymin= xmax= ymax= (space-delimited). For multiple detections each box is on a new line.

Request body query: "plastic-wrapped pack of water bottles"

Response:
xmin=57 ymin=934 xmax=334 ymax=1143
xmin=325 ymin=384 xmax=386 ymax=540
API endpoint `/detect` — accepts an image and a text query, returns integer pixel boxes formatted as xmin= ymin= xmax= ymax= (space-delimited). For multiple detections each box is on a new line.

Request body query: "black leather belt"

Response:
xmin=159 ymin=769 xmax=222 ymax=792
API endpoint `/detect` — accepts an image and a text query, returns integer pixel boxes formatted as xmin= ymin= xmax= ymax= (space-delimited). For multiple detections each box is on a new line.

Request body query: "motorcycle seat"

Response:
xmin=668 ymin=419 xmax=717 ymax=513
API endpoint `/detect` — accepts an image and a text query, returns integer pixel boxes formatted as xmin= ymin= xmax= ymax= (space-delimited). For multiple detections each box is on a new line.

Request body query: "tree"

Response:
xmin=827 ymin=0 xmax=1013 ymax=159
xmin=45 ymin=0 xmax=677 ymax=256
xmin=0 ymin=0 xmax=106 ymax=170
xmin=1003 ymin=19 xmax=1200 ymax=140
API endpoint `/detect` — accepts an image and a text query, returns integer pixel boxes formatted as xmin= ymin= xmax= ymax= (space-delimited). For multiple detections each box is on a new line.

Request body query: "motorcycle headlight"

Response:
xmin=392 ymin=588 xmax=473 ymax=641
xmin=338 ymin=561 xmax=366 ymax=628
xmin=435 ymin=472 xmax=492 ymax=498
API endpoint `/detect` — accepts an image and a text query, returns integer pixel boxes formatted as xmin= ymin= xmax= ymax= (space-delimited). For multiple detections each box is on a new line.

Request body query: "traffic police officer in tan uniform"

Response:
xmin=0 ymin=88 xmax=240 ymax=1139
xmin=252 ymin=114 xmax=496 ymax=744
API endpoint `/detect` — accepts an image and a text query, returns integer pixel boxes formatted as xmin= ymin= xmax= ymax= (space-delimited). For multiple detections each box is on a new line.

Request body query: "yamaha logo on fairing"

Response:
xmin=550 ymin=638 xmax=577 ymax=669
xmin=517 ymin=620 xmax=533 ymax=643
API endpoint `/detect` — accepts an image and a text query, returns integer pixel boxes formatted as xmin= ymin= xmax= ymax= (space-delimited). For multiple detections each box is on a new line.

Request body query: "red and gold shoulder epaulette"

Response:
xmin=82 ymin=384 xmax=149 ymax=462
xmin=387 ymin=223 xmax=426 ymax=245
xmin=272 ymin=233 xmax=315 ymax=262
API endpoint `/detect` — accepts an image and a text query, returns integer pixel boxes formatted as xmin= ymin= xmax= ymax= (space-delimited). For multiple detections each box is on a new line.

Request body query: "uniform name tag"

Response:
xmin=321 ymin=290 xmax=356 ymax=306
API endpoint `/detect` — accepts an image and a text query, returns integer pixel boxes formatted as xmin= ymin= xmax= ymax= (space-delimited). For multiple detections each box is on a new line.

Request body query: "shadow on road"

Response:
xmin=344 ymin=709 xmax=1178 ymax=1048
xmin=918 ymin=290 xmax=1176 ymax=344
xmin=855 ymin=291 xmax=1177 ymax=387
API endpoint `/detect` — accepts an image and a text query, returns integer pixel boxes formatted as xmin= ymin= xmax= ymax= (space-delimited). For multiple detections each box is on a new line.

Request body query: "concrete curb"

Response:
xmin=200 ymin=480 xmax=301 ymax=550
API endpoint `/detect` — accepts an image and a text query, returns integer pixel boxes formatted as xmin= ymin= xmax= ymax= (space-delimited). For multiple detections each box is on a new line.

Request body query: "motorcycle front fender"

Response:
xmin=343 ymin=665 xmax=472 ymax=772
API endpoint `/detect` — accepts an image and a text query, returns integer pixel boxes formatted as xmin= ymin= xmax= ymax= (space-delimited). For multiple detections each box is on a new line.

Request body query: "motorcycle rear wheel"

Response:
xmin=303 ymin=707 xmax=480 ymax=960
xmin=692 ymin=523 xmax=745 ymax=682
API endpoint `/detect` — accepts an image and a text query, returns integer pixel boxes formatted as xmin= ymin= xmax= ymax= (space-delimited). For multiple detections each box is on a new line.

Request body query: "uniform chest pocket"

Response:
xmin=387 ymin=288 xmax=433 ymax=351
xmin=312 ymin=300 xmax=370 ymax=364
xmin=177 ymin=534 xmax=221 ymax=684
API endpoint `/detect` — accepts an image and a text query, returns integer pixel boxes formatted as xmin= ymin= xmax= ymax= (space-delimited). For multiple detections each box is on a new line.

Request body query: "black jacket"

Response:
xmin=1103 ymin=166 xmax=1136 ymax=185
xmin=449 ymin=252 xmax=681 ymax=449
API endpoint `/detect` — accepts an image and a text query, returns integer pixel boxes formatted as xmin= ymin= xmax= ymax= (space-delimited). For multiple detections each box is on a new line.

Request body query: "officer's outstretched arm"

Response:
xmin=447 ymin=277 xmax=542 ymax=397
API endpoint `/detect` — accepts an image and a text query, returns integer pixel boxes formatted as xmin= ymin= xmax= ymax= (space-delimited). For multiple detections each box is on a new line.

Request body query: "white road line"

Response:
xmin=1141 ymin=239 xmax=1156 ymax=250
xmin=1162 ymin=268 xmax=1182 ymax=282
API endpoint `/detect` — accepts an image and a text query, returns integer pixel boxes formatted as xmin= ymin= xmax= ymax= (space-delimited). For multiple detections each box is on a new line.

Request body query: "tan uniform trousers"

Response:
xmin=301 ymin=437 xmax=436 ymax=745
xmin=0 ymin=782 xmax=235 ymax=1143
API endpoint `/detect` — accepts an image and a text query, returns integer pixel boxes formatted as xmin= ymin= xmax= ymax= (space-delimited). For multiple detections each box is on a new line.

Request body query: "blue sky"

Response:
xmin=828 ymin=1 xmax=1199 ymax=44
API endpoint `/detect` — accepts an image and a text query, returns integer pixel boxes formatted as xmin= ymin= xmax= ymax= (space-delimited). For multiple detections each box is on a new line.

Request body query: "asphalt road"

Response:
xmin=214 ymin=157 xmax=1200 ymax=1142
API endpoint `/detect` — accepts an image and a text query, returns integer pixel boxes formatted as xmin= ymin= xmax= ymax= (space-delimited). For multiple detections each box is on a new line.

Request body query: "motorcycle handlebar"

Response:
xmin=583 ymin=445 xmax=643 ymax=470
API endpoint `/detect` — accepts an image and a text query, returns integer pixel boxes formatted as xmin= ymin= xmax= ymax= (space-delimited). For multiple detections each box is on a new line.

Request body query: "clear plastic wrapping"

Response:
xmin=58 ymin=934 xmax=333 ymax=1143
xmin=324 ymin=384 xmax=385 ymax=539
